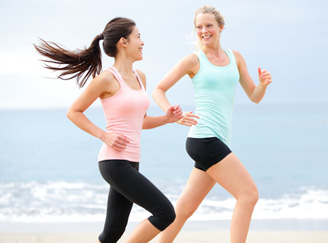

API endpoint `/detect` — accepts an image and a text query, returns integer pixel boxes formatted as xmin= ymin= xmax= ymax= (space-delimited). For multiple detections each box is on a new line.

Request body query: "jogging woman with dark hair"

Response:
xmin=35 ymin=17 xmax=180 ymax=243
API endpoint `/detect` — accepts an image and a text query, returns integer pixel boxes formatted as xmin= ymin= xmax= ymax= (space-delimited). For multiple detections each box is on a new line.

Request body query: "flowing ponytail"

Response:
xmin=35 ymin=17 xmax=136 ymax=88
xmin=35 ymin=35 xmax=103 ymax=88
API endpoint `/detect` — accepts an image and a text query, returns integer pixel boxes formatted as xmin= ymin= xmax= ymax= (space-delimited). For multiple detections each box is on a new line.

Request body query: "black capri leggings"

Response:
xmin=98 ymin=160 xmax=175 ymax=243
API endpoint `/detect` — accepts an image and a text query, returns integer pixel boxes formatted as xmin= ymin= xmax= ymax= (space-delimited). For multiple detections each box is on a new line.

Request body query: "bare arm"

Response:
xmin=66 ymin=72 xmax=130 ymax=151
xmin=152 ymin=54 xmax=200 ymax=126
xmin=134 ymin=69 xmax=183 ymax=129
xmin=234 ymin=51 xmax=272 ymax=104
xmin=142 ymin=105 xmax=184 ymax=129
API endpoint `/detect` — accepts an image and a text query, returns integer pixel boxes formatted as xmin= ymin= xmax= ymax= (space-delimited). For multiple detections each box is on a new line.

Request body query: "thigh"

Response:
xmin=99 ymin=160 xmax=170 ymax=213
xmin=206 ymin=153 xmax=257 ymax=199
xmin=176 ymin=168 xmax=216 ymax=212
xmin=100 ymin=186 xmax=134 ymax=237
xmin=105 ymin=186 xmax=134 ymax=224
xmin=121 ymin=168 xmax=170 ymax=210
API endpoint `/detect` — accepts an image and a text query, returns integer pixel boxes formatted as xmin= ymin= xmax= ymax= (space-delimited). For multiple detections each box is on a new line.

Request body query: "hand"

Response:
xmin=176 ymin=111 xmax=199 ymax=127
xmin=165 ymin=105 xmax=184 ymax=123
xmin=258 ymin=67 xmax=272 ymax=86
xmin=103 ymin=132 xmax=130 ymax=152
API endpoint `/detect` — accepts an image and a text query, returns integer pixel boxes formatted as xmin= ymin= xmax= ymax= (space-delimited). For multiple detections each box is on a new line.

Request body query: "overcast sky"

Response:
xmin=0 ymin=0 xmax=327 ymax=109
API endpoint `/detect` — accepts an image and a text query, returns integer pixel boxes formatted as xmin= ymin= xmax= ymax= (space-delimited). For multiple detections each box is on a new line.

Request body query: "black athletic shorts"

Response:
xmin=186 ymin=137 xmax=232 ymax=171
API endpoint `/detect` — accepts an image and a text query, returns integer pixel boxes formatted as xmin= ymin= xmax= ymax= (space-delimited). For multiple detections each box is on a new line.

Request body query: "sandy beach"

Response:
xmin=1 ymin=220 xmax=328 ymax=243
xmin=1 ymin=231 xmax=328 ymax=243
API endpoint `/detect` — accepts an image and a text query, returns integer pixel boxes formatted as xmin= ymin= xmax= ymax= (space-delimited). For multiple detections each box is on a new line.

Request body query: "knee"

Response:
xmin=162 ymin=203 xmax=176 ymax=228
xmin=99 ymin=228 xmax=125 ymax=243
xmin=176 ymin=202 xmax=198 ymax=220
xmin=250 ymin=187 xmax=259 ymax=205
xmin=150 ymin=202 xmax=176 ymax=231
xmin=238 ymin=187 xmax=259 ymax=208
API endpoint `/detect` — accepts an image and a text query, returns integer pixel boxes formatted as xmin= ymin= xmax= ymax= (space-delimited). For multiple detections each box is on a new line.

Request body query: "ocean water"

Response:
xmin=0 ymin=103 xmax=327 ymax=224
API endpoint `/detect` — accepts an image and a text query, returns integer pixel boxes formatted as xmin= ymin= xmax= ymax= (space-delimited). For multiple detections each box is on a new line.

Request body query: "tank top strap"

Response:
xmin=225 ymin=49 xmax=236 ymax=63
xmin=195 ymin=51 xmax=207 ymax=66
xmin=107 ymin=67 xmax=126 ymax=87
xmin=133 ymin=69 xmax=146 ymax=90
xmin=107 ymin=67 xmax=145 ymax=91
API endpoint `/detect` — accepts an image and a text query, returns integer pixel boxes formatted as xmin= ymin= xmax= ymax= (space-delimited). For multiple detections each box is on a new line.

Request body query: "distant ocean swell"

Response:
xmin=1 ymin=181 xmax=328 ymax=223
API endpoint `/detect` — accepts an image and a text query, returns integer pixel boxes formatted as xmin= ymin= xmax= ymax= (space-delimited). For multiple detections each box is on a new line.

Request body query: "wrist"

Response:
xmin=258 ymin=82 xmax=268 ymax=89
xmin=98 ymin=130 xmax=107 ymax=142
xmin=163 ymin=114 xmax=170 ymax=124
xmin=164 ymin=106 xmax=171 ymax=113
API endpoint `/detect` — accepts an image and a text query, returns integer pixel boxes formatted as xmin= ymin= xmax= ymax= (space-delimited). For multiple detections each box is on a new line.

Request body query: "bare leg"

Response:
xmin=157 ymin=168 xmax=216 ymax=243
xmin=125 ymin=219 xmax=161 ymax=243
xmin=207 ymin=153 xmax=259 ymax=243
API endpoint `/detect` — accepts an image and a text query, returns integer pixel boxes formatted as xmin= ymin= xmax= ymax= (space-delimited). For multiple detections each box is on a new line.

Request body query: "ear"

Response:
xmin=219 ymin=25 xmax=224 ymax=32
xmin=119 ymin=37 xmax=128 ymax=47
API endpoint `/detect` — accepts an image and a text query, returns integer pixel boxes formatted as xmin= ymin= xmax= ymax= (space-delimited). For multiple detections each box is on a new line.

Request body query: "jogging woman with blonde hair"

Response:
xmin=153 ymin=6 xmax=272 ymax=243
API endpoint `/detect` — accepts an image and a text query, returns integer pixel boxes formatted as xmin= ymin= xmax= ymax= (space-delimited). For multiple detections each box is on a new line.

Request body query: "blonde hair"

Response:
xmin=193 ymin=6 xmax=225 ymax=50
xmin=194 ymin=5 xmax=225 ymax=28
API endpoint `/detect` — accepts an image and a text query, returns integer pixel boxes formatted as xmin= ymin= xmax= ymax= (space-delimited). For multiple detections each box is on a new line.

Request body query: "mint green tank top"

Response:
xmin=187 ymin=49 xmax=240 ymax=147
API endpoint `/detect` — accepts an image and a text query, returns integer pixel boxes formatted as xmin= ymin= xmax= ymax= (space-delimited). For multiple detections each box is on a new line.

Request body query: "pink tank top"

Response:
xmin=97 ymin=67 xmax=150 ymax=162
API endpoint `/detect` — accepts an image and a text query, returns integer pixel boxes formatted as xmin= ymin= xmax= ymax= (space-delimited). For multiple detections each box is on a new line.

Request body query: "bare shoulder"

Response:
xmin=135 ymin=69 xmax=147 ymax=88
xmin=93 ymin=70 xmax=116 ymax=87
xmin=174 ymin=53 xmax=199 ymax=77
xmin=90 ymin=70 xmax=120 ymax=98
xmin=232 ymin=50 xmax=242 ymax=59
xmin=182 ymin=53 xmax=199 ymax=66
xmin=232 ymin=50 xmax=246 ymax=67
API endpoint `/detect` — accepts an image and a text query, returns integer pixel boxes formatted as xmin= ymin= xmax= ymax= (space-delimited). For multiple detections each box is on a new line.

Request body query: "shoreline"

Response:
xmin=1 ymin=219 xmax=328 ymax=243
xmin=1 ymin=231 xmax=328 ymax=243
xmin=1 ymin=219 xmax=328 ymax=233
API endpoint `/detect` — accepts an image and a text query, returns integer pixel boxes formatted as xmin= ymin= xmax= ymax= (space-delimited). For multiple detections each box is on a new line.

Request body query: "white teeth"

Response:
xmin=202 ymin=35 xmax=211 ymax=39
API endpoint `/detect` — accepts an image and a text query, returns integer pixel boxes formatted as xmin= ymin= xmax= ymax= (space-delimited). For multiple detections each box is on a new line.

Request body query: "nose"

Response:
xmin=201 ymin=26 xmax=208 ymax=33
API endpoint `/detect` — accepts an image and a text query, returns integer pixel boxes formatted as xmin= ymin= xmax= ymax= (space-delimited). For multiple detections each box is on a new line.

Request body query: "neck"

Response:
xmin=201 ymin=38 xmax=224 ymax=56
xmin=202 ymin=44 xmax=224 ymax=57
xmin=113 ymin=53 xmax=135 ymax=76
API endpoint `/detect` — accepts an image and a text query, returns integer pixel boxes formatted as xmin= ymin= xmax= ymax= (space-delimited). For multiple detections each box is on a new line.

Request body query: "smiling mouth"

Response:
xmin=202 ymin=35 xmax=212 ymax=40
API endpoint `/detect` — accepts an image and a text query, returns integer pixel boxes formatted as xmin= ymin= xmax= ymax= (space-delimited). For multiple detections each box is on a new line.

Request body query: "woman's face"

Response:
xmin=195 ymin=13 xmax=222 ymax=46
xmin=125 ymin=26 xmax=144 ymax=61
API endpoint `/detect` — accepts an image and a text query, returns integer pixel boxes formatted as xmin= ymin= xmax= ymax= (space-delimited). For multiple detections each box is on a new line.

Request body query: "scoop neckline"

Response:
xmin=200 ymin=49 xmax=232 ymax=69
xmin=111 ymin=66 xmax=143 ymax=92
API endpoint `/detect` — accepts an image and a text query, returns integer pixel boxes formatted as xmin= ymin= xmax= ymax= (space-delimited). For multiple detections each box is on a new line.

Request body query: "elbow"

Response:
xmin=142 ymin=123 xmax=151 ymax=130
xmin=152 ymin=87 xmax=163 ymax=100
xmin=66 ymin=108 xmax=77 ymax=122
xmin=142 ymin=115 xmax=149 ymax=130
xmin=250 ymin=95 xmax=262 ymax=104
xmin=66 ymin=109 xmax=72 ymax=121
xmin=142 ymin=120 xmax=147 ymax=129
xmin=152 ymin=88 xmax=158 ymax=100
xmin=252 ymin=99 xmax=261 ymax=104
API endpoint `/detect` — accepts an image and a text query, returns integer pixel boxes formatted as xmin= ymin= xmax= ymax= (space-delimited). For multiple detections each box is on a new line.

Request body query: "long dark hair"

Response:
xmin=34 ymin=17 xmax=136 ymax=88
